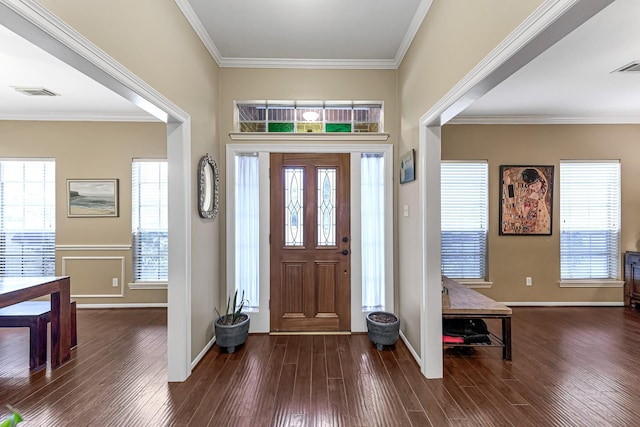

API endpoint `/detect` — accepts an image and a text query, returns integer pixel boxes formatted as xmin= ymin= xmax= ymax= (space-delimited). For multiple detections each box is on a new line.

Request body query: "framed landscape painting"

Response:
xmin=67 ymin=179 xmax=119 ymax=217
xmin=499 ymin=165 xmax=553 ymax=235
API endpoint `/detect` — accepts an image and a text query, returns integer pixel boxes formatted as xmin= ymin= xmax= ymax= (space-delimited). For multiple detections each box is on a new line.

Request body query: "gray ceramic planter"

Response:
xmin=214 ymin=313 xmax=250 ymax=353
xmin=367 ymin=311 xmax=400 ymax=350
xmin=366 ymin=311 xmax=400 ymax=350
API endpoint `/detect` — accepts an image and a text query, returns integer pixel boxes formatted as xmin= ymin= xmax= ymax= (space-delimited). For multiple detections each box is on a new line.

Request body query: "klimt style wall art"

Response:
xmin=499 ymin=165 xmax=553 ymax=235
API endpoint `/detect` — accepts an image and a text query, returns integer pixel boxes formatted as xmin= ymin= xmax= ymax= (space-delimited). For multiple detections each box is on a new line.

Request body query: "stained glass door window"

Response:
xmin=317 ymin=168 xmax=336 ymax=246
xmin=284 ymin=168 xmax=304 ymax=246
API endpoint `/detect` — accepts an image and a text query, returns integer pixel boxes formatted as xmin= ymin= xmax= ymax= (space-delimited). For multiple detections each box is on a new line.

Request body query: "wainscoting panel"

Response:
xmin=62 ymin=256 xmax=126 ymax=298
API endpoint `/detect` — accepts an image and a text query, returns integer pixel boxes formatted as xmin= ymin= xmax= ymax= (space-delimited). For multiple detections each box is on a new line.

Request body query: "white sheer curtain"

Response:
xmin=235 ymin=153 xmax=260 ymax=309
xmin=361 ymin=153 xmax=385 ymax=311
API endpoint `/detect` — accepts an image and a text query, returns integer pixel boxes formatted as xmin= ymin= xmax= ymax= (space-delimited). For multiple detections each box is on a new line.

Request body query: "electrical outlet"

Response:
xmin=112 ymin=277 xmax=119 ymax=287
xmin=525 ymin=276 xmax=532 ymax=286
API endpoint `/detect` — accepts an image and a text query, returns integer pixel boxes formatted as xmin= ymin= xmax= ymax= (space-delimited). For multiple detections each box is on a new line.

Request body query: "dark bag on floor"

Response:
xmin=443 ymin=319 xmax=490 ymax=344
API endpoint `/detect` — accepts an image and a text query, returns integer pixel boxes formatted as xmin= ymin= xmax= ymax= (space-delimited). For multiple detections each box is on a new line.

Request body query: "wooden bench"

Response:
xmin=442 ymin=277 xmax=512 ymax=360
xmin=0 ymin=300 xmax=77 ymax=370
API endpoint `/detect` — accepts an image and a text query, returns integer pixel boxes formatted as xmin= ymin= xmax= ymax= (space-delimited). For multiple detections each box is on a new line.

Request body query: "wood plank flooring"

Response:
xmin=1 ymin=306 xmax=640 ymax=426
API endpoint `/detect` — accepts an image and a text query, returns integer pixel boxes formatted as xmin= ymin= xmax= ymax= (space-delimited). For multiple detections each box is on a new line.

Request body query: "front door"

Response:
xmin=270 ymin=153 xmax=351 ymax=332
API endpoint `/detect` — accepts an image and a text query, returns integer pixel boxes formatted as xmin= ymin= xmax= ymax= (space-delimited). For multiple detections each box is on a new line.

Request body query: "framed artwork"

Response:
xmin=499 ymin=165 xmax=553 ymax=235
xmin=399 ymin=149 xmax=415 ymax=184
xmin=67 ymin=179 xmax=119 ymax=217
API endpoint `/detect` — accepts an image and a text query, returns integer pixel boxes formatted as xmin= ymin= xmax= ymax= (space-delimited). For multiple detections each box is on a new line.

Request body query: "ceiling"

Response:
xmin=176 ymin=0 xmax=428 ymax=69
xmin=0 ymin=0 xmax=638 ymax=123
xmin=455 ymin=0 xmax=640 ymax=124
xmin=0 ymin=24 xmax=158 ymax=122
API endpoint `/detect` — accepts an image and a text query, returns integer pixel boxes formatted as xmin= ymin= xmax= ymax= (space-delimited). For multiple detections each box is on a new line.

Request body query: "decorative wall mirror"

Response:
xmin=198 ymin=153 xmax=219 ymax=219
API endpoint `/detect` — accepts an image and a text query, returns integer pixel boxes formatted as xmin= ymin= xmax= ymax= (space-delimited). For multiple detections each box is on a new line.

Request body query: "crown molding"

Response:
xmin=218 ymin=57 xmax=398 ymax=70
xmin=174 ymin=0 xmax=223 ymax=66
xmin=0 ymin=112 xmax=161 ymax=122
xmin=394 ymin=0 xmax=433 ymax=67
xmin=448 ymin=115 xmax=640 ymax=125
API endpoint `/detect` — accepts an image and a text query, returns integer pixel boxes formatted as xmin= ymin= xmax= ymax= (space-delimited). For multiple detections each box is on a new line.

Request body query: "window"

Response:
xmin=0 ymin=159 xmax=55 ymax=277
xmin=361 ymin=153 xmax=385 ymax=310
xmin=235 ymin=153 xmax=259 ymax=309
xmin=237 ymin=101 xmax=383 ymax=133
xmin=560 ymin=161 xmax=620 ymax=280
xmin=132 ymin=160 xmax=168 ymax=282
xmin=441 ymin=161 xmax=488 ymax=279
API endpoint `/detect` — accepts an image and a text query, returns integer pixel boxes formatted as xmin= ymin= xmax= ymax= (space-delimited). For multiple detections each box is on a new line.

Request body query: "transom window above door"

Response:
xmin=236 ymin=101 xmax=383 ymax=133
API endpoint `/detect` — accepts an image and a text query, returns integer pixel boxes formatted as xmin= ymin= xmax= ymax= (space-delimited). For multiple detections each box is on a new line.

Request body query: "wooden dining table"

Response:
xmin=0 ymin=276 xmax=72 ymax=368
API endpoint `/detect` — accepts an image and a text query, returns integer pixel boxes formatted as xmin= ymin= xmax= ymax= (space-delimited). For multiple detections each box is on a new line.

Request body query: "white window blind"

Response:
xmin=0 ymin=159 xmax=55 ymax=277
xmin=560 ymin=161 xmax=620 ymax=280
xmin=441 ymin=161 xmax=488 ymax=279
xmin=235 ymin=153 xmax=259 ymax=310
xmin=361 ymin=153 xmax=385 ymax=311
xmin=132 ymin=160 xmax=168 ymax=282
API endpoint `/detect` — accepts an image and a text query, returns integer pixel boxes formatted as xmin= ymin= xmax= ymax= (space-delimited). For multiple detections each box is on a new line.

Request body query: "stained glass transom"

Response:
xmin=236 ymin=102 xmax=383 ymax=133
xmin=284 ymin=168 xmax=304 ymax=246
xmin=317 ymin=168 xmax=336 ymax=246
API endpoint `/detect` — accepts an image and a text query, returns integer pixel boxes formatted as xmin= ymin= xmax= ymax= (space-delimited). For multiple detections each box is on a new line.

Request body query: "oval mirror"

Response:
xmin=198 ymin=154 xmax=219 ymax=219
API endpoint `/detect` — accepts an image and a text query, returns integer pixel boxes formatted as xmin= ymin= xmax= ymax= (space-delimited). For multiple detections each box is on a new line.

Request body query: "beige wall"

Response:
xmin=443 ymin=123 xmax=639 ymax=304
xmin=0 ymin=121 xmax=167 ymax=303
xmin=397 ymin=0 xmax=545 ymax=354
xmin=39 ymin=0 xmax=221 ymax=361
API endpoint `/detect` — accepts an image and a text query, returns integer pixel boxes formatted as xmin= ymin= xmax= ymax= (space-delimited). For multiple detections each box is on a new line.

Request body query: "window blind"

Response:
xmin=560 ymin=161 xmax=620 ymax=279
xmin=132 ymin=160 xmax=168 ymax=281
xmin=0 ymin=159 xmax=55 ymax=277
xmin=441 ymin=162 xmax=488 ymax=279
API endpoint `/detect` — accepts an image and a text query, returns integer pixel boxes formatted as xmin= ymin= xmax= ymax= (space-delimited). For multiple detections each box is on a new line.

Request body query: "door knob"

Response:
xmin=341 ymin=249 xmax=349 ymax=256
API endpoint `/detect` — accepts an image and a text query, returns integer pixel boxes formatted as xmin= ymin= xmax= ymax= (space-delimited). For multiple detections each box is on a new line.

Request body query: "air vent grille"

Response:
xmin=613 ymin=61 xmax=640 ymax=73
xmin=12 ymin=87 xmax=60 ymax=96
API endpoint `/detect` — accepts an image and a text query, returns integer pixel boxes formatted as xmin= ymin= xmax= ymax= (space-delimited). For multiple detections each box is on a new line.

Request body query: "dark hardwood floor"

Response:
xmin=1 ymin=306 xmax=640 ymax=426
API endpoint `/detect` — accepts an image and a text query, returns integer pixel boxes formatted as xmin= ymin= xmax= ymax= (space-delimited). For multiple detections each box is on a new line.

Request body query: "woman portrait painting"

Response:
xmin=499 ymin=165 xmax=553 ymax=235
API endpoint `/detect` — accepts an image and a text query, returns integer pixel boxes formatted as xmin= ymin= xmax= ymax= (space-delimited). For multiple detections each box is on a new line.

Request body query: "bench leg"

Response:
xmin=29 ymin=316 xmax=48 ymax=371
xmin=502 ymin=317 xmax=512 ymax=361
xmin=71 ymin=301 xmax=77 ymax=349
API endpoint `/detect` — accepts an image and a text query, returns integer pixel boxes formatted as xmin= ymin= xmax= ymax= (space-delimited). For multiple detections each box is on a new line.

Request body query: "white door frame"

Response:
xmin=1 ymin=0 xmax=193 ymax=381
xmin=417 ymin=0 xmax=615 ymax=378
xmin=226 ymin=141 xmax=393 ymax=333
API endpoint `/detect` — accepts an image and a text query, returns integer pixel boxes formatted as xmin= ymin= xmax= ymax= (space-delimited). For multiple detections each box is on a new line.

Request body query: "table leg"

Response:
xmin=502 ymin=316 xmax=512 ymax=361
xmin=50 ymin=277 xmax=71 ymax=368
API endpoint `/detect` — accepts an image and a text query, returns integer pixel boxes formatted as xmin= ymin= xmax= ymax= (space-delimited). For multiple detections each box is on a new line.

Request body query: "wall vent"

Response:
xmin=12 ymin=86 xmax=60 ymax=96
xmin=612 ymin=61 xmax=640 ymax=73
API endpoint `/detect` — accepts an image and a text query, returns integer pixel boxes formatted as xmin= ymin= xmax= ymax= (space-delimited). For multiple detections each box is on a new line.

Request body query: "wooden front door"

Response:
xmin=270 ymin=153 xmax=351 ymax=332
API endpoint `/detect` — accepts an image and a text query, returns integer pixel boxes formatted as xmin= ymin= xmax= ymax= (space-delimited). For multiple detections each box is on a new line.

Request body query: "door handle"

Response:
xmin=341 ymin=249 xmax=349 ymax=256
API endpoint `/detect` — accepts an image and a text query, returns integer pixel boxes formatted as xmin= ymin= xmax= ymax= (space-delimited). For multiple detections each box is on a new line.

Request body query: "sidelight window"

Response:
xmin=361 ymin=153 xmax=385 ymax=310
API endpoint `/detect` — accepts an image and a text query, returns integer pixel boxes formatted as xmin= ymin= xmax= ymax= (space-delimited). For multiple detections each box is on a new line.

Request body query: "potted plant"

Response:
xmin=1 ymin=406 xmax=22 ymax=427
xmin=366 ymin=311 xmax=400 ymax=350
xmin=214 ymin=290 xmax=250 ymax=353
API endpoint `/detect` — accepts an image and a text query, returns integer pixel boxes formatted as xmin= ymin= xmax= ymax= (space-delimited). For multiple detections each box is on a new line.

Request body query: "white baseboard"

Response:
xmin=503 ymin=301 xmax=624 ymax=307
xmin=399 ymin=330 xmax=422 ymax=369
xmin=192 ymin=336 xmax=216 ymax=369
xmin=76 ymin=303 xmax=168 ymax=309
